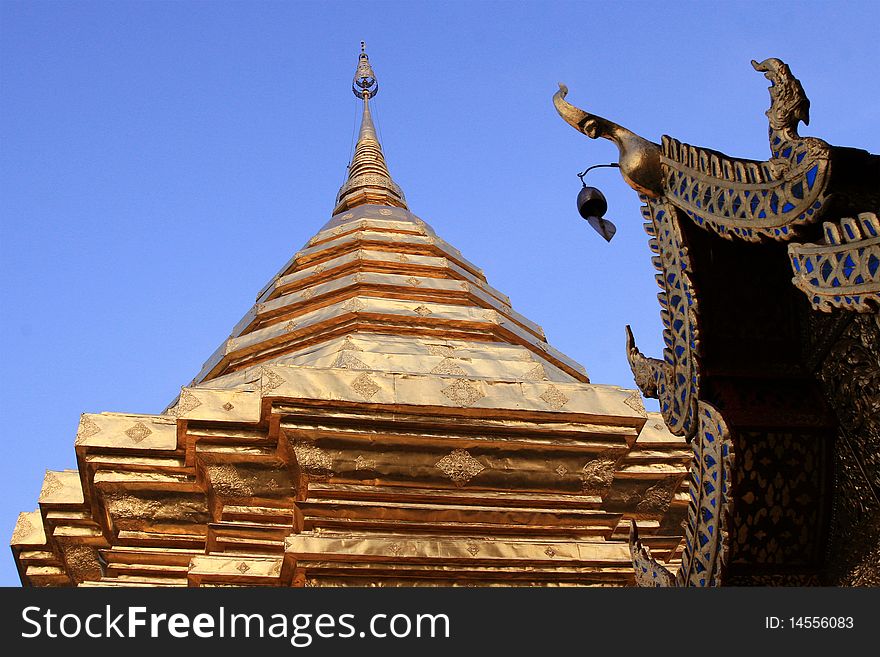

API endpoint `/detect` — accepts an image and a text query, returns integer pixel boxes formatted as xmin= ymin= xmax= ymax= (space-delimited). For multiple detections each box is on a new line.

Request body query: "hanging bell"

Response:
xmin=577 ymin=185 xmax=617 ymax=242
xmin=577 ymin=185 xmax=607 ymax=219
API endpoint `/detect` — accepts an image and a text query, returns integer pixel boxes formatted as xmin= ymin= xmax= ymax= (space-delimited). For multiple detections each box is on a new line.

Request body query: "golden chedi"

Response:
xmin=11 ymin=45 xmax=689 ymax=587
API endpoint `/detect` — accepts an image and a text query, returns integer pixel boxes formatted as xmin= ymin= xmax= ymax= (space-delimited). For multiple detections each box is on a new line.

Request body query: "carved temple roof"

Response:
xmin=555 ymin=56 xmax=880 ymax=586
xmin=10 ymin=47 xmax=690 ymax=587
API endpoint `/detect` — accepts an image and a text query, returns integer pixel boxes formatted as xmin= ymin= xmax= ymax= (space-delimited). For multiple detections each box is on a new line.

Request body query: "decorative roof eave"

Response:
xmin=555 ymin=58 xmax=880 ymax=243
xmin=788 ymin=212 xmax=880 ymax=312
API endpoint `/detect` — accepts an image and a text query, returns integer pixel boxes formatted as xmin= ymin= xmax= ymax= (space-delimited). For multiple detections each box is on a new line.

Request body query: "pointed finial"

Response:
xmin=334 ymin=43 xmax=407 ymax=214
xmin=353 ymin=41 xmax=378 ymax=100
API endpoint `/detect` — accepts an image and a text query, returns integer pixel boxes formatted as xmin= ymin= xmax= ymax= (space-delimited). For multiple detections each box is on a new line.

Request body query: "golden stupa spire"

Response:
xmin=334 ymin=42 xmax=408 ymax=214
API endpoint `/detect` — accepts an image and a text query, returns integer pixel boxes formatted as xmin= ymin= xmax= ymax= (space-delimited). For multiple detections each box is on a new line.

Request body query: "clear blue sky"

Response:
xmin=1 ymin=0 xmax=877 ymax=586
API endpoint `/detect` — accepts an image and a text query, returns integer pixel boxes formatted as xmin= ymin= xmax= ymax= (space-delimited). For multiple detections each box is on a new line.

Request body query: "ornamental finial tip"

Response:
xmin=352 ymin=42 xmax=378 ymax=99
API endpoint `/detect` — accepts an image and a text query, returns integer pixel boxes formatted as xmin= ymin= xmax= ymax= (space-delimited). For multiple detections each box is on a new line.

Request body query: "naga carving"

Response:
xmin=625 ymin=325 xmax=663 ymax=399
xmin=553 ymin=85 xmax=663 ymax=197
xmin=554 ymin=58 xmax=834 ymax=241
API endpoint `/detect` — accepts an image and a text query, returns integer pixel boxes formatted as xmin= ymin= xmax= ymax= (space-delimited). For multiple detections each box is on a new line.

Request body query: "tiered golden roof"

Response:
xmin=11 ymin=46 xmax=690 ymax=587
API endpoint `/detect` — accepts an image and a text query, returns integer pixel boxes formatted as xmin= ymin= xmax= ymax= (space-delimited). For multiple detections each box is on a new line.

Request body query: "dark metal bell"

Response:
xmin=577 ymin=185 xmax=608 ymax=220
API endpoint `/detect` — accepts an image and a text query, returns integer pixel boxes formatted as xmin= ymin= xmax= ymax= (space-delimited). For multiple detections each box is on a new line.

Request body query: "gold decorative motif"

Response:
xmin=555 ymin=465 xmax=568 ymax=477
xmin=435 ymin=449 xmax=485 ymax=486
xmin=125 ymin=421 xmax=152 ymax=443
xmin=342 ymin=298 xmax=365 ymax=312
xmin=236 ymin=562 xmax=250 ymax=574
xmin=379 ymin=208 xmax=393 ymax=216
xmin=291 ymin=440 xmax=333 ymax=478
xmin=104 ymin=494 xmax=162 ymax=519
xmin=430 ymin=358 xmax=467 ymax=376
xmin=623 ymin=391 xmax=647 ymax=416
xmin=351 ymin=372 xmax=380 ymax=399
xmin=76 ymin=415 xmax=101 ymax=444
xmin=208 ymin=464 xmax=253 ymax=496
xmin=466 ymin=543 xmax=480 ymax=557
xmin=580 ymin=456 xmax=617 ymax=494
xmin=636 ymin=478 xmax=678 ymax=513
xmin=40 ymin=472 xmax=64 ymax=499
xmin=332 ymin=351 xmax=368 ymax=369
xmin=340 ymin=335 xmax=362 ymax=351
xmin=354 ymin=455 xmax=376 ymax=471
xmin=413 ymin=305 xmax=432 ymax=316
xmin=406 ymin=276 xmax=421 ymax=287
xmin=523 ymin=363 xmax=549 ymax=381
xmin=544 ymin=546 xmax=557 ymax=558
xmin=314 ymin=264 xmax=326 ymax=273
xmin=285 ymin=320 xmax=298 ymax=331
xmin=540 ymin=385 xmax=569 ymax=410
xmin=300 ymin=288 xmax=315 ymax=300
xmin=178 ymin=389 xmax=203 ymax=415
xmin=427 ymin=344 xmax=454 ymax=358
xmin=342 ymin=212 xmax=354 ymax=220
xmin=222 ymin=402 xmax=234 ymax=411
xmin=397 ymin=253 xmax=409 ymax=263
xmin=388 ymin=543 xmax=402 ymax=557
xmin=11 ymin=515 xmax=35 ymax=543
xmin=261 ymin=367 xmax=284 ymax=392
xmin=62 ymin=544 xmax=103 ymax=583
xmin=441 ymin=379 xmax=485 ymax=406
